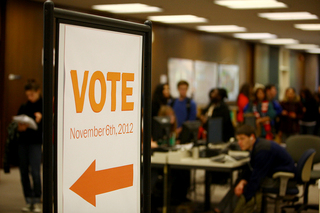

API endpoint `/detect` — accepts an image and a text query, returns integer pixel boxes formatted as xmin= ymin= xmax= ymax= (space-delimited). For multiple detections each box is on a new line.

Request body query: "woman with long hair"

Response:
xmin=151 ymin=83 xmax=171 ymax=118
xmin=246 ymin=86 xmax=276 ymax=139
xmin=279 ymin=87 xmax=303 ymax=142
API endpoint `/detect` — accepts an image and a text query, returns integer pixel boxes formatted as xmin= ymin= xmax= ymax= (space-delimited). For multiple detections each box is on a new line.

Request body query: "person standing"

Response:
xmin=169 ymin=80 xmax=197 ymax=136
xmin=299 ymin=88 xmax=319 ymax=135
xmin=201 ymin=88 xmax=234 ymax=142
xmin=151 ymin=83 xmax=171 ymax=118
xmin=17 ymin=80 xmax=43 ymax=212
xmin=265 ymin=84 xmax=282 ymax=134
xmin=237 ymin=83 xmax=252 ymax=124
xmin=279 ymin=87 xmax=304 ymax=143
xmin=246 ymin=86 xmax=276 ymax=140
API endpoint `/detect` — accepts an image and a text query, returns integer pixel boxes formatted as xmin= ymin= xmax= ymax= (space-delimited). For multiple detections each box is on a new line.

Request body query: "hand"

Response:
xmin=282 ymin=110 xmax=288 ymax=116
xmin=34 ymin=112 xmax=42 ymax=123
xmin=176 ymin=127 xmax=182 ymax=135
xmin=151 ymin=141 xmax=158 ymax=148
xmin=289 ymin=112 xmax=296 ymax=119
xmin=234 ymin=180 xmax=247 ymax=197
xmin=18 ymin=123 xmax=29 ymax=132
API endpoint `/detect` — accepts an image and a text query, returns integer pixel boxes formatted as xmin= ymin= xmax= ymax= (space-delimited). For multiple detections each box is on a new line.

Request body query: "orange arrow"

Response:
xmin=69 ymin=160 xmax=133 ymax=207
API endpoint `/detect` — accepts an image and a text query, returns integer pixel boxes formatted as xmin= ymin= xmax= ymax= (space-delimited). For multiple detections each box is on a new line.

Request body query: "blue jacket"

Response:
xmin=243 ymin=138 xmax=296 ymax=202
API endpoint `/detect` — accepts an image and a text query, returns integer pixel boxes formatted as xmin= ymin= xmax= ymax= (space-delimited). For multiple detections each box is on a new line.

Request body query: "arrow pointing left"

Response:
xmin=69 ymin=160 xmax=133 ymax=207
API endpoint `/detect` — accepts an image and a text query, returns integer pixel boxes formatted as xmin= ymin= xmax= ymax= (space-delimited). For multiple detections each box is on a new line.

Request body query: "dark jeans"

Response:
xmin=18 ymin=143 xmax=42 ymax=204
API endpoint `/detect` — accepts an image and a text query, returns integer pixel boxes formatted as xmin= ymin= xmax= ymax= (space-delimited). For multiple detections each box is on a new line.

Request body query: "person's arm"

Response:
xmin=273 ymin=100 xmax=283 ymax=116
xmin=243 ymin=150 xmax=274 ymax=202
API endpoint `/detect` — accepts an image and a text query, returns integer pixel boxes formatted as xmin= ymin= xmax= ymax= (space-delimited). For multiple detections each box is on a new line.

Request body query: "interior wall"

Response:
xmin=254 ymin=44 xmax=269 ymax=85
xmin=151 ymin=24 xmax=252 ymax=99
xmin=289 ymin=52 xmax=305 ymax=95
xmin=0 ymin=0 xmax=43 ymax=164
xmin=305 ymin=54 xmax=319 ymax=92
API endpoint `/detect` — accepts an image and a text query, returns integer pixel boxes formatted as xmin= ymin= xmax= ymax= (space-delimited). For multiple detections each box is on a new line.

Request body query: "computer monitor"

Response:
xmin=179 ymin=120 xmax=201 ymax=145
xmin=207 ymin=117 xmax=223 ymax=145
xmin=152 ymin=116 xmax=171 ymax=146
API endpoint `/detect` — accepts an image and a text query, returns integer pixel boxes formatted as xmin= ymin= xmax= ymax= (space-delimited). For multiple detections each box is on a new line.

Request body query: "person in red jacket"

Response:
xmin=237 ymin=83 xmax=252 ymax=124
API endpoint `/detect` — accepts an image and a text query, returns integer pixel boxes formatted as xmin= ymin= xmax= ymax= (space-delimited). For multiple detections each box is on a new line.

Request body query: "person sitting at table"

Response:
xmin=214 ymin=124 xmax=296 ymax=213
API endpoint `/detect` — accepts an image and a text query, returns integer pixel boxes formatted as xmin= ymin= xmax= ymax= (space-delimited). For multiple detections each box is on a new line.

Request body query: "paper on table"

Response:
xmin=13 ymin=114 xmax=38 ymax=130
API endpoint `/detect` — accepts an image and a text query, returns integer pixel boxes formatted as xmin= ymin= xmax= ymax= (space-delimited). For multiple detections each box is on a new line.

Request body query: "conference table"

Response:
xmin=150 ymin=149 xmax=250 ymax=212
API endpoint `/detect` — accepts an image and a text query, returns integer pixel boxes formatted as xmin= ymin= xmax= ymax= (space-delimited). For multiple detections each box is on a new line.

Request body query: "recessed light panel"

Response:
xmin=295 ymin=24 xmax=320 ymax=31
xmin=234 ymin=33 xmax=277 ymax=40
xmin=307 ymin=48 xmax=320 ymax=54
xmin=148 ymin=15 xmax=208 ymax=24
xmin=285 ymin=44 xmax=319 ymax=50
xmin=261 ymin=38 xmax=299 ymax=45
xmin=214 ymin=0 xmax=287 ymax=9
xmin=92 ymin=3 xmax=162 ymax=14
xmin=258 ymin=12 xmax=318 ymax=21
xmin=197 ymin=25 xmax=246 ymax=32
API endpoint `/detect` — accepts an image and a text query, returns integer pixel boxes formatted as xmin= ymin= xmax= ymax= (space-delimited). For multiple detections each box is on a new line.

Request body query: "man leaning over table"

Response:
xmin=214 ymin=124 xmax=296 ymax=213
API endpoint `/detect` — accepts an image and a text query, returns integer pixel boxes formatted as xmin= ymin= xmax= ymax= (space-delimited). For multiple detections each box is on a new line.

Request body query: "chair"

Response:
xmin=262 ymin=148 xmax=316 ymax=213
xmin=285 ymin=135 xmax=320 ymax=211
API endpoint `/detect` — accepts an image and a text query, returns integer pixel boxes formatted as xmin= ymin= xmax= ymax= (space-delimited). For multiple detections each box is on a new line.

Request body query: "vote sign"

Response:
xmin=57 ymin=24 xmax=142 ymax=213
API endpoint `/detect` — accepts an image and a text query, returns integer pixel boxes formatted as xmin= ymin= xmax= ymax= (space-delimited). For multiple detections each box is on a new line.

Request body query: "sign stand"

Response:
xmin=43 ymin=1 xmax=152 ymax=212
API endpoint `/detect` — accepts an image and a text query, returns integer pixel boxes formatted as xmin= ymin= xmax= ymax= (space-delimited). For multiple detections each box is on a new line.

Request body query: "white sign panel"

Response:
xmin=194 ymin=60 xmax=218 ymax=105
xmin=218 ymin=64 xmax=239 ymax=101
xmin=57 ymin=24 xmax=142 ymax=213
xmin=168 ymin=58 xmax=194 ymax=98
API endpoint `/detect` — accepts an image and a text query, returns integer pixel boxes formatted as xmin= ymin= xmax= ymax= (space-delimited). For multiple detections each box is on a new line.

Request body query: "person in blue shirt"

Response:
xmin=214 ymin=124 xmax=296 ymax=213
xmin=169 ymin=80 xmax=197 ymax=136
xmin=266 ymin=84 xmax=283 ymax=134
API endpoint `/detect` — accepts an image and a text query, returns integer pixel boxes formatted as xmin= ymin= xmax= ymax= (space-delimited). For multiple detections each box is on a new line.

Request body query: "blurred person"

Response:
xmin=16 ymin=80 xmax=43 ymax=212
xmin=299 ymin=88 xmax=319 ymax=135
xmin=200 ymin=88 xmax=234 ymax=142
xmin=237 ymin=83 xmax=252 ymax=124
xmin=279 ymin=87 xmax=304 ymax=143
xmin=246 ymin=85 xmax=276 ymax=140
xmin=168 ymin=80 xmax=197 ymax=136
xmin=214 ymin=125 xmax=296 ymax=213
xmin=151 ymin=83 xmax=171 ymax=118
xmin=265 ymin=84 xmax=282 ymax=134
xmin=158 ymin=105 xmax=177 ymax=140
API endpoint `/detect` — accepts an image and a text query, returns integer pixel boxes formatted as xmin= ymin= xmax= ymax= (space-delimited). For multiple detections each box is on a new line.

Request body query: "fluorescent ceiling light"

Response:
xmin=285 ymin=44 xmax=319 ymax=50
xmin=197 ymin=25 xmax=246 ymax=32
xmin=295 ymin=24 xmax=320 ymax=31
xmin=307 ymin=48 xmax=320 ymax=54
xmin=259 ymin=12 xmax=318 ymax=20
xmin=92 ymin=3 xmax=162 ymax=14
xmin=261 ymin=38 xmax=299 ymax=45
xmin=215 ymin=0 xmax=287 ymax=9
xmin=148 ymin=15 xmax=207 ymax=24
xmin=234 ymin=33 xmax=277 ymax=40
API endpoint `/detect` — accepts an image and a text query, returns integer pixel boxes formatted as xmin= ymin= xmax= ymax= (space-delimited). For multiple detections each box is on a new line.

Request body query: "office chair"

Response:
xmin=262 ymin=148 xmax=316 ymax=213
xmin=285 ymin=135 xmax=320 ymax=211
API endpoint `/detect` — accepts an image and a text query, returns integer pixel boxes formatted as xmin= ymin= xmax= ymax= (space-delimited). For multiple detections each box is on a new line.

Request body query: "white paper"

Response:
xmin=13 ymin=114 xmax=38 ymax=130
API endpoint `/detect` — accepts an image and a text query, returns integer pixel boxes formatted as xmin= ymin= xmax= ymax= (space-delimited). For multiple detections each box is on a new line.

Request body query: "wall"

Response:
xmin=305 ymin=54 xmax=319 ymax=92
xmin=254 ymin=44 xmax=269 ymax=85
xmin=0 ymin=0 xmax=43 ymax=164
xmin=151 ymin=25 xmax=253 ymax=94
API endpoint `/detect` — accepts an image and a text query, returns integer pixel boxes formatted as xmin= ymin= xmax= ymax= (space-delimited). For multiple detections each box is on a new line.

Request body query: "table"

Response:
xmin=151 ymin=150 xmax=249 ymax=212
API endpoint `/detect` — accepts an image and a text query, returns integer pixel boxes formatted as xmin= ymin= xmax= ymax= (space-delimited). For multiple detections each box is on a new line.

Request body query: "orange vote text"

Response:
xmin=70 ymin=70 xmax=134 ymax=113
